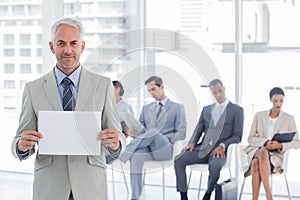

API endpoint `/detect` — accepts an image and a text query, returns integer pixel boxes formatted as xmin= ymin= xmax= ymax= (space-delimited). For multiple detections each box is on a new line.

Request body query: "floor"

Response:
xmin=1 ymin=166 xmax=300 ymax=200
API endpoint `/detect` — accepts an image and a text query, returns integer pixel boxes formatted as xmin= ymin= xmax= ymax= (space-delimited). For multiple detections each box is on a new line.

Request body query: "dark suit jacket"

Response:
xmin=189 ymin=102 xmax=244 ymax=153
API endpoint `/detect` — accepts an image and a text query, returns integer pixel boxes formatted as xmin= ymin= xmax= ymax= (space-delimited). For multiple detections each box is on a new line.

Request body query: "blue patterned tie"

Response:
xmin=62 ymin=77 xmax=75 ymax=111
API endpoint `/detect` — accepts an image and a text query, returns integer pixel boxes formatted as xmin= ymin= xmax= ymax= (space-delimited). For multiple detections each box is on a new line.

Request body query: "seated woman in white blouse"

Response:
xmin=244 ymin=87 xmax=300 ymax=200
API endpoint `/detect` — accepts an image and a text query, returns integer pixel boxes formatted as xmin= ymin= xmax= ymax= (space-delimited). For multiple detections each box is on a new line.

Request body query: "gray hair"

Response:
xmin=51 ymin=18 xmax=84 ymax=42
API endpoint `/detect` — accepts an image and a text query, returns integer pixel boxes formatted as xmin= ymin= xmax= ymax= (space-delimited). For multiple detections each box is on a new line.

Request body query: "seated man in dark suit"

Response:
xmin=174 ymin=79 xmax=244 ymax=200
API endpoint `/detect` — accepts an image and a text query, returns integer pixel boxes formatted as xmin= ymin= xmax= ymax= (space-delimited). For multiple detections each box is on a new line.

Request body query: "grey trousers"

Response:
xmin=174 ymin=149 xmax=226 ymax=194
xmin=122 ymin=130 xmax=172 ymax=199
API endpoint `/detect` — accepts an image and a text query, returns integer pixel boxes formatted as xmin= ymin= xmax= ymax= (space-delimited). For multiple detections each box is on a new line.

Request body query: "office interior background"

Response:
xmin=1 ymin=0 xmax=300 ymax=199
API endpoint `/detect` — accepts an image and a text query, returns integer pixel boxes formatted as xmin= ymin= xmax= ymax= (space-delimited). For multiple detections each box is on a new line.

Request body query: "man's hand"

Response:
xmin=210 ymin=145 xmax=225 ymax=158
xmin=97 ymin=129 xmax=120 ymax=150
xmin=18 ymin=130 xmax=43 ymax=152
xmin=184 ymin=143 xmax=195 ymax=152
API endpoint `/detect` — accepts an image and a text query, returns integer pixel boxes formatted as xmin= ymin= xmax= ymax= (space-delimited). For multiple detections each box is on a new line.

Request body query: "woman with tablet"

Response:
xmin=244 ymin=87 xmax=300 ymax=200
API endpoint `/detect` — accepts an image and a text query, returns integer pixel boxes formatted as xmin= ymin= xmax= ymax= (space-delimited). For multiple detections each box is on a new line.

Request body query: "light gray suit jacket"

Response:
xmin=11 ymin=68 xmax=126 ymax=200
xmin=189 ymin=102 xmax=244 ymax=155
xmin=139 ymin=99 xmax=186 ymax=144
xmin=244 ymin=110 xmax=300 ymax=173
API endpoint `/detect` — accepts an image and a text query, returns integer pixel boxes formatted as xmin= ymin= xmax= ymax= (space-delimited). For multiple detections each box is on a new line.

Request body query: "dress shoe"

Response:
xmin=180 ymin=192 xmax=188 ymax=200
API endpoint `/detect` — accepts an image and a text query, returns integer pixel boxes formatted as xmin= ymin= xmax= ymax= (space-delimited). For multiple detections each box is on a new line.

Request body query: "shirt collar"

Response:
xmin=157 ymin=97 xmax=168 ymax=106
xmin=215 ymin=98 xmax=229 ymax=108
xmin=55 ymin=65 xmax=82 ymax=87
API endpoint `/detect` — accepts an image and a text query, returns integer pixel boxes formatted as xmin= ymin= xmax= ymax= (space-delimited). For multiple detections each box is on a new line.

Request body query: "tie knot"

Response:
xmin=158 ymin=102 xmax=163 ymax=107
xmin=62 ymin=77 xmax=72 ymax=86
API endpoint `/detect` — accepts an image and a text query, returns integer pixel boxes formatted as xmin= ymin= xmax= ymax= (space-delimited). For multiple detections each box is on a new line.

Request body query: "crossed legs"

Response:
xmin=251 ymin=147 xmax=273 ymax=200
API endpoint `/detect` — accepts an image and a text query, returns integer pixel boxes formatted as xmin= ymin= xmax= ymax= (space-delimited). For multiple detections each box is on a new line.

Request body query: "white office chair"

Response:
xmin=187 ymin=143 xmax=236 ymax=200
xmin=237 ymin=145 xmax=292 ymax=200
xmin=142 ymin=140 xmax=185 ymax=200
xmin=108 ymin=159 xmax=130 ymax=200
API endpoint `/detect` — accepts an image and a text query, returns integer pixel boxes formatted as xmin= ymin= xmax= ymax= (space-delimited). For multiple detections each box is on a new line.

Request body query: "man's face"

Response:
xmin=114 ymin=86 xmax=121 ymax=100
xmin=146 ymin=81 xmax=164 ymax=101
xmin=49 ymin=24 xmax=85 ymax=73
xmin=210 ymin=83 xmax=226 ymax=103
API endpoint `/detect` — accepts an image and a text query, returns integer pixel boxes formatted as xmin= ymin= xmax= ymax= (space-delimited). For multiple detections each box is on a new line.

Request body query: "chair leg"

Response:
xmin=143 ymin=168 xmax=147 ymax=185
xmin=197 ymin=172 xmax=203 ymax=200
xmin=187 ymin=169 xmax=193 ymax=189
xmin=284 ymin=174 xmax=292 ymax=200
xmin=270 ymin=175 xmax=273 ymax=193
xmin=120 ymin=162 xmax=129 ymax=195
xmin=239 ymin=178 xmax=246 ymax=200
xmin=163 ymin=167 xmax=165 ymax=200
xmin=111 ymin=165 xmax=116 ymax=200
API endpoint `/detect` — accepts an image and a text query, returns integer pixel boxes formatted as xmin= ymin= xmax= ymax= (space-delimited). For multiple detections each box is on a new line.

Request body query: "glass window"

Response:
xmin=27 ymin=5 xmax=41 ymax=15
xmin=2 ymin=20 xmax=16 ymax=26
xmin=20 ymin=64 xmax=31 ymax=74
xmin=3 ymin=96 xmax=17 ymax=103
xmin=4 ymin=64 xmax=15 ymax=73
xmin=20 ymin=34 xmax=31 ymax=45
xmin=20 ymin=80 xmax=28 ymax=90
xmin=36 ymin=48 xmax=42 ymax=57
xmin=3 ymin=34 xmax=14 ymax=45
xmin=12 ymin=5 xmax=25 ymax=16
xmin=36 ymin=64 xmax=43 ymax=74
xmin=0 ymin=6 xmax=9 ymax=17
xmin=64 ymin=3 xmax=77 ymax=15
xmin=20 ymin=48 xmax=31 ymax=57
xmin=3 ymin=48 xmax=14 ymax=57
xmin=3 ymin=80 xmax=15 ymax=89
xmin=36 ymin=34 xmax=42 ymax=45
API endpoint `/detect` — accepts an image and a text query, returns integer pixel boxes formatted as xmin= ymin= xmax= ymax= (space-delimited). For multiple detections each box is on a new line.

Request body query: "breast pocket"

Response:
xmin=84 ymin=103 xmax=103 ymax=112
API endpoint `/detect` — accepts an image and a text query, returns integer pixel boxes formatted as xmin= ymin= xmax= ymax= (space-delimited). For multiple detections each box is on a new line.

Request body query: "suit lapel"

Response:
xmin=42 ymin=70 xmax=63 ymax=110
xmin=75 ymin=68 xmax=94 ymax=111
xmin=207 ymin=104 xmax=213 ymax=123
xmin=262 ymin=111 xmax=270 ymax=137
xmin=149 ymin=103 xmax=157 ymax=122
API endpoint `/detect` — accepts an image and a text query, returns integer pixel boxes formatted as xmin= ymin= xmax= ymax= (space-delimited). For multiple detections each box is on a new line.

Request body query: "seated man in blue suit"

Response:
xmin=174 ymin=79 xmax=244 ymax=200
xmin=121 ymin=76 xmax=187 ymax=200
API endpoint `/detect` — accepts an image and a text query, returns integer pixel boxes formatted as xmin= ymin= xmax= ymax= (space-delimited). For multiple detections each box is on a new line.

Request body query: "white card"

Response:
xmin=38 ymin=111 xmax=101 ymax=155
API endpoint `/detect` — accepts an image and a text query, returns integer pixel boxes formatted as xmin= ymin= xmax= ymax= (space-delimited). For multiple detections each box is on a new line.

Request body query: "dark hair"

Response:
xmin=144 ymin=76 xmax=163 ymax=87
xmin=208 ymin=79 xmax=223 ymax=87
xmin=112 ymin=80 xmax=124 ymax=96
xmin=269 ymin=87 xmax=285 ymax=99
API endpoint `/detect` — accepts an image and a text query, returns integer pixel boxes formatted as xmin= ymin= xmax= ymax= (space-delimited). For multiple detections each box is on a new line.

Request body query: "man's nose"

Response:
xmin=63 ymin=44 xmax=72 ymax=54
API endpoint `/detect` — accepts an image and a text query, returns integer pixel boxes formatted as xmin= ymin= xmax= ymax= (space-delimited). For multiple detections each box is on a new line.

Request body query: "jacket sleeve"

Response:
xmin=11 ymin=84 xmax=36 ymax=160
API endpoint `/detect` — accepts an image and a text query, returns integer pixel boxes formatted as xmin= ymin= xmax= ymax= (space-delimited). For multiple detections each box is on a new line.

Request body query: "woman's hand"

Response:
xmin=265 ymin=140 xmax=283 ymax=151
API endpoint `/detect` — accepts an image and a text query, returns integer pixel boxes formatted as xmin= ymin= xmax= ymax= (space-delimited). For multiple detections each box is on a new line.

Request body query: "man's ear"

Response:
xmin=160 ymin=83 xmax=164 ymax=89
xmin=49 ymin=42 xmax=55 ymax=54
xmin=80 ymin=40 xmax=85 ymax=53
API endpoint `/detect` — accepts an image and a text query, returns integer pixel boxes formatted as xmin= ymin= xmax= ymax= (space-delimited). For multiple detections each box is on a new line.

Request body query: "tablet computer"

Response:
xmin=271 ymin=132 xmax=296 ymax=143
